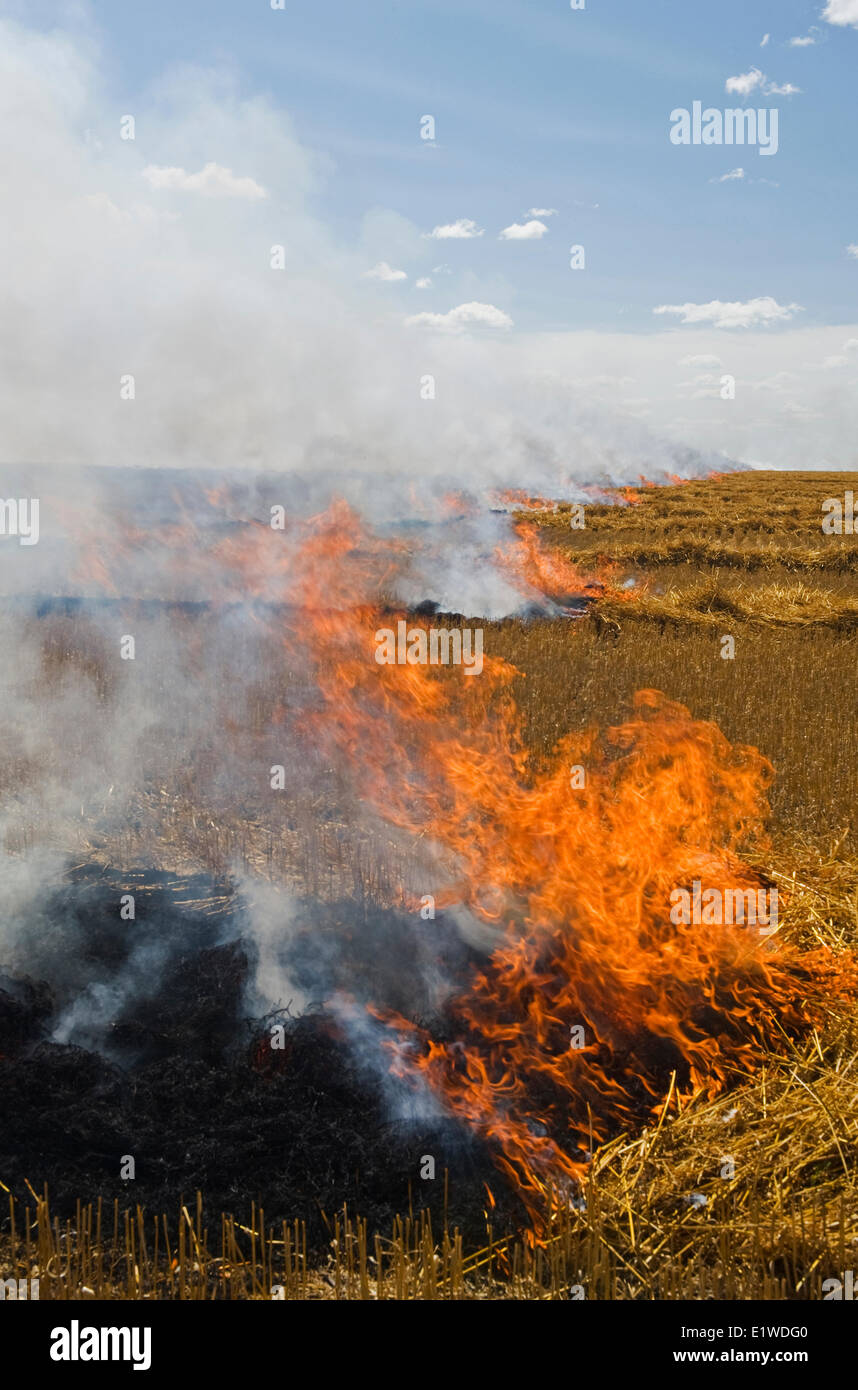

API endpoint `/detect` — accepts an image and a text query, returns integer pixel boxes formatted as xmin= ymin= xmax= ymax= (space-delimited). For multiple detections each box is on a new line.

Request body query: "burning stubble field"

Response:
xmin=2 ymin=468 xmax=858 ymax=1301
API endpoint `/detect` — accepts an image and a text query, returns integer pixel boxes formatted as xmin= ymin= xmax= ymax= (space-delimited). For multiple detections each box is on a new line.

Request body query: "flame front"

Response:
xmin=284 ymin=504 xmax=853 ymax=1218
xmin=68 ymin=492 xmax=854 ymax=1221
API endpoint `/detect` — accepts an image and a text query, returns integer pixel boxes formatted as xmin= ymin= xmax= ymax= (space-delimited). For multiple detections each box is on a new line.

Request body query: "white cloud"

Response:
xmin=726 ymin=68 xmax=765 ymax=96
xmin=405 ymin=301 xmax=513 ymax=333
xmin=362 ymin=260 xmax=407 ymax=282
xmin=526 ymin=207 xmax=557 ymax=218
xmin=654 ymin=297 xmax=803 ymax=329
xmin=141 ymin=161 xmax=268 ymax=199
xmin=789 ymin=35 xmax=817 ymax=46
xmin=847 ymin=244 xmax=858 ymax=259
xmin=822 ymin=354 xmax=850 ymax=368
xmin=724 ymin=69 xmax=801 ymax=98
xmin=823 ymin=0 xmax=858 ymax=26
xmin=415 ymin=277 xmax=432 ymax=289
xmin=678 ymin=354 xmax=723 ymax=367
xmin=499 ymin=219 xmax=549 ymax=240
xmin=761 ymin=33 xmax=770 ymax=47
xmin=784 ymin=400 xmax=822 ymax=421
xmin=844 ymin=338 xmax=858 ymax=351
xmin=708 ymin=168 xmax=779 ymax=188
xmin=425 ymin=218 xmax=484 ymax=239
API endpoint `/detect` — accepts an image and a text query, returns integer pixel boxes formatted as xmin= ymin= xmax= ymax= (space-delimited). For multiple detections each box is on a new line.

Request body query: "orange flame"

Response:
xmin=494 ymin=519 xmax=606 ymax=605
xmin=491 ymin=488 xmax=558 ymax=512
xmin=282 ymin=505 xmax=854 ymax=1219
xmin=61 ymin=490 xmax=853 ymax=1220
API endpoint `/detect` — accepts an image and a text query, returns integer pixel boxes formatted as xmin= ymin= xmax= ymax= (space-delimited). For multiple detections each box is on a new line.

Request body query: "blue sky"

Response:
xmin=3 ymin=1 xmax=858 ymax=472
xmin=62 ymin=0 xmax=858 ymax=334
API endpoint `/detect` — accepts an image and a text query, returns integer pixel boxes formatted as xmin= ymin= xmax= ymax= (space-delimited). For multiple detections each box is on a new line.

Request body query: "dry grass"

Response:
xmin=4 ymin=1100 xmax=857 ymax=1302
xmin=483 ymin=473 xmax=858 ymax=839
xmin=602 ymin=578 xmax=858 ymax=630
xmin=539 ymin=470 xmax=858 ymax=573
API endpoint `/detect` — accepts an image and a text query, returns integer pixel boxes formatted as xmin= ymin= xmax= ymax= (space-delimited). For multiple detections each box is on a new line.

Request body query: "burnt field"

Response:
xmin=0 ymin=867 xmax=510 ymax=1247
xmin=1 ymin=470 xmax=858 ymax=1299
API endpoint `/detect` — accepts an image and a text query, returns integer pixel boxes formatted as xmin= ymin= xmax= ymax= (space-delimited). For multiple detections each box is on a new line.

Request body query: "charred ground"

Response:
xmin=0 ymin=868 xmax=516 ymax=1243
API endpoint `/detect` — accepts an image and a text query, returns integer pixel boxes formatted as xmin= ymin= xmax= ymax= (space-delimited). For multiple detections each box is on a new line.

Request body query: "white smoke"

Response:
xmin=0 ymin=13 xmax=728 ymax=494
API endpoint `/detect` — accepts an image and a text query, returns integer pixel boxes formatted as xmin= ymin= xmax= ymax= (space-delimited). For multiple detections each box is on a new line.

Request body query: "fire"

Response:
xmin=440 ymin=491 xmax=478 ymax=518
xmin=280 ymin=505 xmax=854 ymax=1219
xmin=491 ymin=488 xmax=559 ymax=512
xmin=59 ymin=489 xmax=854 ymax=1222
xmin=614 ymin=486 xmax=642 ymax=506
xmin=494 ymin=518 xmax=607 ymax=606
